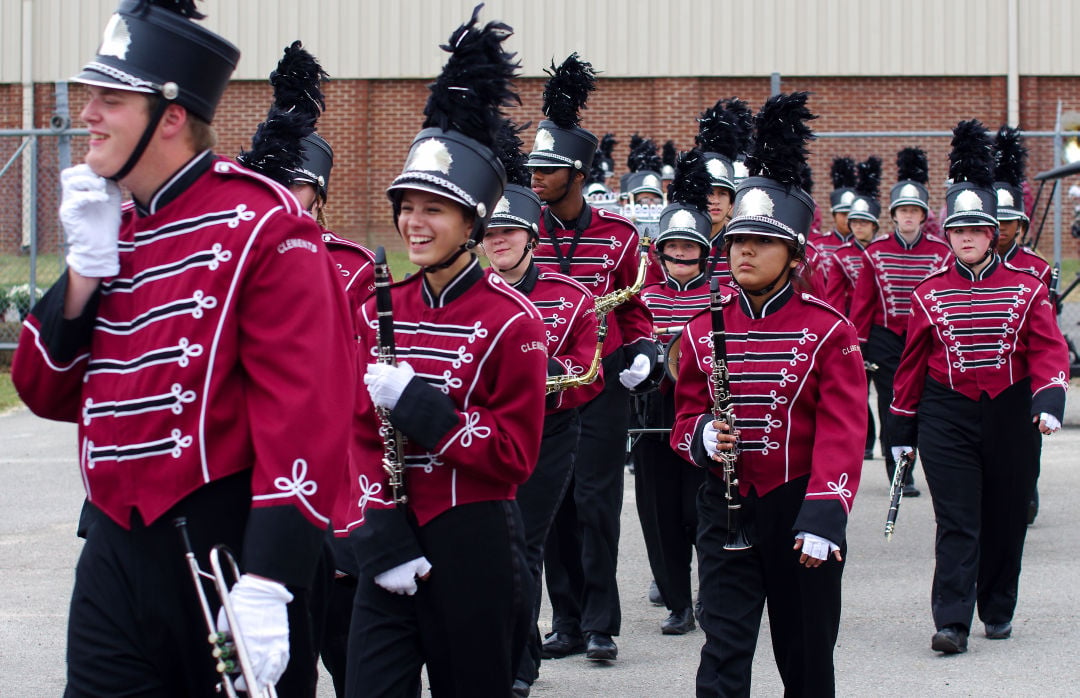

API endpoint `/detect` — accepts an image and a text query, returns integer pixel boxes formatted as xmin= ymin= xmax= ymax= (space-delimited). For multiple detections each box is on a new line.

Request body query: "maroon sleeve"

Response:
xmin=848 ymin=249 xmax=877 ymax=343
xmin=670 ymin=314 xmax=712 ymax=466
xmin=551 ymin=293 xmax=603 ymax=411
xmin=889 ymin=289 xmax=935 ymax=424
xmin=1022 ymin=283 xmax=1070 ymax=420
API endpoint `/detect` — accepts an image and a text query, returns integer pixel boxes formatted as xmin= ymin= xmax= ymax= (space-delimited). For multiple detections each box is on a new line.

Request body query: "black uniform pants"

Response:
xmin=633 ymin=436 xmax=704 ymax=613
xmin=65 ymin=472 xmax=318 ymax=698
xmin=696 ymin=474 xmax=844 ymax=698
xmin=515 ymin=409 xmax=579 ymax=683
xmin=345 ymin=500 xmax=530 ymax=698
xmin=918 ymin=378 xmax=1038 ymax=631
xmin=544 ymin=348 xmax=630 ymax=637
xmin=867 ymin=325 xmax=915 ymax=484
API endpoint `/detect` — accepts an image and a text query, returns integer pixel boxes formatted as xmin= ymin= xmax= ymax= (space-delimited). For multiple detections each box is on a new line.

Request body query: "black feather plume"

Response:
xmin=724 ymin=98 xmax=754 ymax=156
xmin=541 ymin=52 xmax=596 ymax=129
xmin=696 ymin=97 xmax=752 ymax=160
xmin=494 ymin=119 xmax=531 ymax=187
xmin=145 ymin=0 xmax=205 ymax=20
xmin=586 ymin=154 xmax=608 ymax=185
xmin=599 ymin=133 xmax=617 ymax=159
xmin=994 ymin=126 xmax=1028 ymax=187
xmin=801 ymin=164 xmax=814 ymax=194
xmin=662 ymin=140 xmax=678 ymax=168
xmin=895 ymin=147 xmax=929 ymax=184
xmin=667 ymin=149 xmax=712 ymax=212
xmin=830 ymin=157 xmax=856 ymax=189
xmin=744 ymin=92 xmax=817 ymax=187
xmin=238 ymin=41 xmax=327 ymax=186
xmin=627 ymin=136 xmax=662 ymax=173
xmin=422 ymin=4 xmax=521 ymax=148
xmin=948 ymin=120 xmax=995 ymax=188
xmin=855 ymin=156 xmax=881 ymax=198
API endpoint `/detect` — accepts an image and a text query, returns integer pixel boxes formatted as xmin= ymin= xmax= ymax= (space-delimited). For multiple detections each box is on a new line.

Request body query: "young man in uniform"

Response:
xmin=851 ymin=146 xmax=952 ymax=492
xmin=11 ymin=3 xmax=355 ymax=695
xmin=529 ymin=53 xmax=657 ymax=662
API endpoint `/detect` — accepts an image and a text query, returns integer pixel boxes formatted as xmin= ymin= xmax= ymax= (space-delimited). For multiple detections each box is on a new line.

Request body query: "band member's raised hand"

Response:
xmin=618 ymin=352 xmax=653 ymax=388
xmin=364 ymin=361 xmax=416 ymax=410
xmin=59 ymin=164 xmax=122 ymax=277
xmin=794 ymin=532 xmax=842 ymax=568
xmin=1035 ymin=412 xmax=1061 ymax=435
xmin=373 ymin=556 xmax=433 ymax=596
xmin=216 ymin=574 xmax=293 ymax=692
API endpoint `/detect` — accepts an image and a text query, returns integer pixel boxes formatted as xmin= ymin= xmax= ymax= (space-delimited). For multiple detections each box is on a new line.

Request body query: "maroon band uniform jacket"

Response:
xmin=321 ymin=229 xmax=377 ymax=314
xmin=670 ymin=284 xmax=867 ymax=543
xmin=1001 ymin=241 xmax=1051 ymax=288
xmin=850 ymin=231 xmax=952 ymax=342
xmin=503 ymin=262 xmax=603 ymax=413
xmin=12 ymin=153 xmax=355 ymax=585
xmin=889 ymin=256 xmax=1069 ymax=443
xmin=344 ymin=259 xmax=547 ymax=576
xmin=533 ymin=204 xmax=653 ymax=358
xmin=824 ymin=239 xmax=869 ymax=317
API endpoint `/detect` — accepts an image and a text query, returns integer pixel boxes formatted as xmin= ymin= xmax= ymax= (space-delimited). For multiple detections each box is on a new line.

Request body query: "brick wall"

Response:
xmin=3 ymin=75 xmax=1079 ymax=258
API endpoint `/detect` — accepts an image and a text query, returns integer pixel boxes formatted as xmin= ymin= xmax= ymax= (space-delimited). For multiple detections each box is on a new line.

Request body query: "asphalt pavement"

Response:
xmin=2 ymin=396 xmax=1078 ymax=696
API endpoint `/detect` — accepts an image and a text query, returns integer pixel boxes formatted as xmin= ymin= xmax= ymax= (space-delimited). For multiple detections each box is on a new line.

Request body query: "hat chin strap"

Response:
xmin=422 ymin=242 xmax=474 ymax=274
xmin=106 ymin=99 xmax=170 ymax=183
xmin=494 ymin=241 xmax=534 ymax=274
xmin=658 ymin=252 xmax=705 ymax=267
xmin=741 ymin=266 xmax=790 ymax=297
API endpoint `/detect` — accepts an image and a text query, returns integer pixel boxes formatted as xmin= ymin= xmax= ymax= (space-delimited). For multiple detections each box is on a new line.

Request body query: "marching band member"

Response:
xmin=529 ymin=53 xmax=656 ymax=663
xmin=992 ymin=126 xmax=1051 ymax=525
xmin=671 ymin=93 xmax=866 ymax=696
xmin=12 ymin=2 xmax=355 ymax=694
xmin=811 ymin=156 xmax=858 ymax=261
xmin=482 ymin=120 xmax=602 ymax=697
xmin=851 ymin=145 xmax=952 ymax=492
xmin=631 ymin=149 xmax=713 ymax=636
xmin=889 ymin=121 xmax=1069 ymax=654
xmin=342 ymin=9 xmax=547 ymax=696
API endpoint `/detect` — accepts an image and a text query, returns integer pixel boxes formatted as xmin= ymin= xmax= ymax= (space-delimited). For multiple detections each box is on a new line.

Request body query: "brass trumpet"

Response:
xmin=174 ymin=517 xmax=278 ymax=698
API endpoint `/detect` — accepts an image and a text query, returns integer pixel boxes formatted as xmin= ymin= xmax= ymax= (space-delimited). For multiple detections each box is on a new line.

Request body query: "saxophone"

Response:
xmin=374 ymin=247 xmax=407 ymax=505
xmin=593 ymin=231 xmax=652 ymax=316
xmin=545 ymin=320 xmax=608 ymax=394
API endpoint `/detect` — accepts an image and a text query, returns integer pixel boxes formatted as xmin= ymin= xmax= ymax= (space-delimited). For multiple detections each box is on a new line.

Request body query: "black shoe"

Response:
xmin=864 ymin=448 xmax=875 ymax=460
xmin=931 ymin=625 xmax=968 ymax=654
xmin=985 ymin=621 xmax=1013 ymax=639
xmin=661 ymin=608 xmax=696 ymax=635
xmin=512 ymin=679 xmax=532 ymax=697
xmin=585 ymin=632 xmax=618 ymax=661
xmin=903 ymin=483 xmax=921 ymax=498
xmin=648 ymin=579 xmax=664 ymax=606
xmin=540 ymin=631 xmax=586 ymax=659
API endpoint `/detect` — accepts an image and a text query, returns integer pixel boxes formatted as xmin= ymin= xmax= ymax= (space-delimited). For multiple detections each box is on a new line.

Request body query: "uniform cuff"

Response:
xmin=34 ymin=273 xmax=99 ymax=363
xmin=793 ymin=499 xmax=848 ymax=546
xmin=390 ymin=376 xmax=460 ymax=450
xmin=889 ymin=413 xmax=918 ymax=447
xmin=349 ymin=507 xmax=424 ymax=578
xmin=626 ymin=337 xmax=659 ymax=367
xmin=1031 ymin=387 xmax=1066 ymax=424
xmin=242 ymin=506 xmax=326 ymax=589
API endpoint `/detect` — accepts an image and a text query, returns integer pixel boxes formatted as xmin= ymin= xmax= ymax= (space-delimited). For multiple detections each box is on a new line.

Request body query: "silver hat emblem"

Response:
xmin=494 ymin=196 xmax=511 ymax=214
xmin=840 ymin=190 xmax=855 ymax=205
xmin=738 ymin=188 xmax=775 ymax=218
xmin=670 ymin=209 xmax=698 ymax=230
xmin=996 ymin=188 xmax=1016 ymax=208
xmin=99 ymin=14 xmax=132 ymax=60
xmin=956 ymin=190 xmax=984 ymax=212
xmin=407 ymin=138 xmax=452 ymax=174
xmin=733 ymin=161 xmax=749 ymax=181
xmin=707 ymin=159 xmax=730 ymax=181
xmin=852 ymin=198 xmax=870 ymax=213
xmin=900 ymin=183 xmax=920 ymax=198
xmin=534 ymin=129 xmax=556 ymax=152
xmin=644 ymin=174 xmax=661 ymax=190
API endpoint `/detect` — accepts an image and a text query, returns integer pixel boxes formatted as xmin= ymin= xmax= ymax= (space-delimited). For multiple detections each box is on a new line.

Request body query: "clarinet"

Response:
xmin=374 ymin=247 xmax=407 ymax=505
xmin=884 ymin=450 xmax=916 ymax=540
xmin=709 ymin=278 xmax=751 ymax=551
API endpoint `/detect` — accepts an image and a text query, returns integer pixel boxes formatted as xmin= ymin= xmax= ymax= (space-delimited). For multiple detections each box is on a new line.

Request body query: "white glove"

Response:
xmin=1039 ymin=412 xmax=1061 ymax=433
xmin=891 ymin=446 xmax=914 ymax=464
xmin=364 ymin=361 xmax=416 ymax=410
xmin=215 ymin=574 xmax=293 ymax=693
xmin=795 ymin=531 xmax=839 ymax=561
xmin=373 ymin=556 xmax=432 ymax=596
xmin=60 ymin=164 xmax=122 ymax=277
xmin=703 ymin=420 xmax=722 ymax=456
xmin=619 ymin=353 xmax=652 ymax=389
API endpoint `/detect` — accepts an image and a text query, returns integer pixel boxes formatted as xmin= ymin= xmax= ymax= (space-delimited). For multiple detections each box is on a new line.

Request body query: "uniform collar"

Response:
xmin=1002 ymin=241 xmax=1020 ymax=262
xmin=738 ymin=282 xmax=795 ymax=319
xmin=955 ymin=253 xmax=1000 ymax=282
xmin=421 ymin=256 xmax=483 ymax=308
xmin=831 ymin=229 xmax=852 ymax=243
xmin=665 ymin=271 xmax=707 ymax=291
xmin=544 ymin=200 xmax=593 ymax=231
xmin=892 ymin=229 xmax=923 ymax=250
xmin=511 ymin=261 xmax=540 ymax=294
xmin=134 ymin=150 xmax=214 ymax=217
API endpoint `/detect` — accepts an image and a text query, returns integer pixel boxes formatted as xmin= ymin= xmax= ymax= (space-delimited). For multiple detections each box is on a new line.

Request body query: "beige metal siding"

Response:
xmin=2 ymin=0 xmax=1077 ymax=83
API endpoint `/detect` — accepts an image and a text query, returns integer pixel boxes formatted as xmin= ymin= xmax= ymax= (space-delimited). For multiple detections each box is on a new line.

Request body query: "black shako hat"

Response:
xmin=727 ymin=92 xmax=817 ymax=250
xmin=829 ymin=157 xmax=857 ymax=213
xmin=890 ymin=147 xmax=930 ymax=213
xmin=944 ymin=120 xmax=998 ymax=229
xmin=527 ymin=53 xmax=598 ymax=172
xmin=387 ymin=5 xmax=519 ymax=244
xmin=73 ymin=0 xmax=239 ymax=124
xmin=656 ymin=149 xmax=712 ymax=251
xmin=490 ymin=120 xmax=542 ymax=236
xmin=696 ymin=97 xmax=751 ymax=195
xmin=993 ymin=126 xmax=1028 ymax=223
xmin=848 ymin=156 xmax=882 ymax=225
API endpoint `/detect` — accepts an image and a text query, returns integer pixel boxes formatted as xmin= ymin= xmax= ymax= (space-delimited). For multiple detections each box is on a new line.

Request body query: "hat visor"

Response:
xmin=526 ymin=153 xmax=572 ymax=168
xmin=847 ymin=213 xmax=880 ymax=224
xmin=830 ymin=204 xmax=852 ymax=214
xmin=944 ymin=213 xmax=998 ymax=228
xmin=888 ymin=198 xmax=929 ymax=212
xmin=71 ymin=68 xmax=157 ymax=95
xmin=386 ymin=178 xmax=472 ymax=212
xmin=996 ymin=210 xmax=1027 ymax=222
xmin=727 ymin=217 xmax=804 ymax=244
